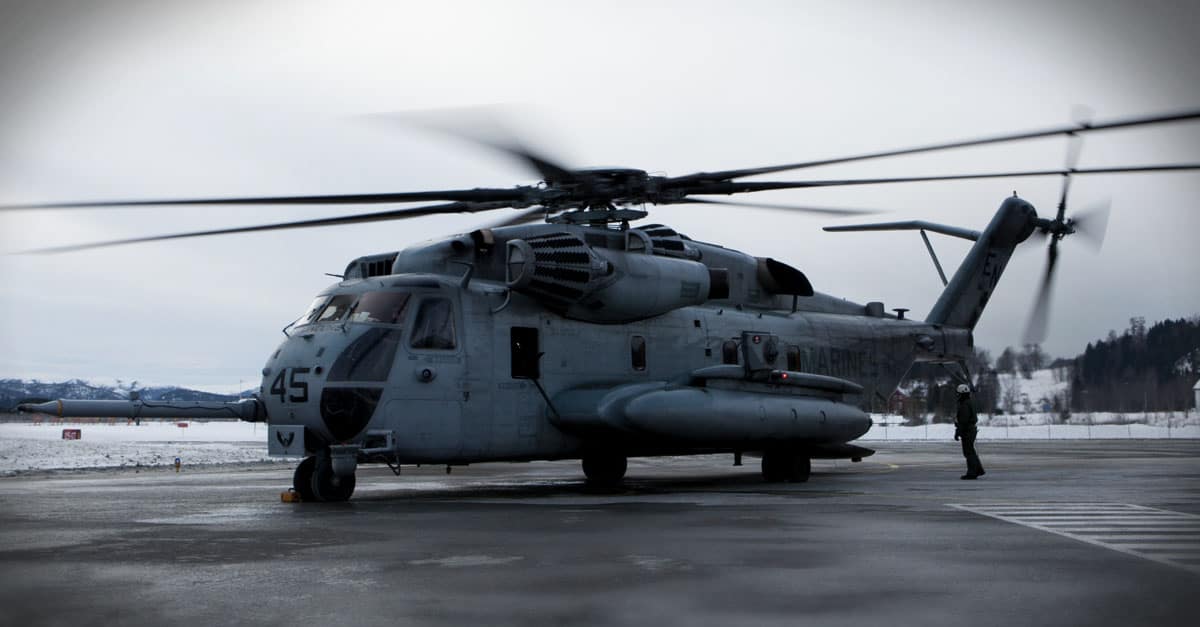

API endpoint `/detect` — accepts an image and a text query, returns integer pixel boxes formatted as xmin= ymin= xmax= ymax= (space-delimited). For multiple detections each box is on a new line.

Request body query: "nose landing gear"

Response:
xmin=292 ymin=456 xmax=317 ymax=501
xmin=292 ymin=448 xmax=357 ymax=502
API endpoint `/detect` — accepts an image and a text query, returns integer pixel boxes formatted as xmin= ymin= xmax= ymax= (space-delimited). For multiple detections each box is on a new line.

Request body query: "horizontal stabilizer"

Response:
xmin=824 ymin=220 xmax=980 ymax=241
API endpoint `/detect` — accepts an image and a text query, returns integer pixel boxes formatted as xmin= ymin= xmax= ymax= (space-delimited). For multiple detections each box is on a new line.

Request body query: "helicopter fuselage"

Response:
xmin=261 ymin=268 xmax=969 ymax=465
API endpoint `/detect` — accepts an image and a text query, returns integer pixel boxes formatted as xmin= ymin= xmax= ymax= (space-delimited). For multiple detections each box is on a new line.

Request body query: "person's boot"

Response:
xmin=961 ymin=474 xmax=977 ymax=480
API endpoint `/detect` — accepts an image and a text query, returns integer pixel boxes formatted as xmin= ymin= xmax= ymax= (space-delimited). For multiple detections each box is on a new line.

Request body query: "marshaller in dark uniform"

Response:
xmin=954 ymin=383 xmax=985 ymax=479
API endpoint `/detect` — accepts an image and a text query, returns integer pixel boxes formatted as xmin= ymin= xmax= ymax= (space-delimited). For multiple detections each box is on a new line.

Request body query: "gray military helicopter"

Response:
xmin=13 ymin=109 xmax=1200 ymax=501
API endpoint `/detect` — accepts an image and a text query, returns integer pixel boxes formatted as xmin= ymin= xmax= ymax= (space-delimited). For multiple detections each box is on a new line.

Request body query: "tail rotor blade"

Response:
xmin=1072 ymin=200 xmax=1111 ymax=252
xmin=1056 ymin=107 xmax=1092 ymax=222
xmin=1022 ymin=239 xmax=1060 ymax=345
xmin=1056 ymin=133 xmax=1082 ymax=222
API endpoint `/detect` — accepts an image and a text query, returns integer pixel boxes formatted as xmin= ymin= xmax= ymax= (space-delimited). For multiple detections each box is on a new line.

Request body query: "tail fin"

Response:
xmin=925 ymin=196 xmax=1038 ymax=329
xmin=825 ymin=196 xmax=1039 ymax=330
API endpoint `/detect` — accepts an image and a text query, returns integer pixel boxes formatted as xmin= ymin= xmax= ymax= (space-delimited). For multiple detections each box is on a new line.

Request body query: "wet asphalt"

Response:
xmin=0 ymin=440 xmax=1197 ymax=627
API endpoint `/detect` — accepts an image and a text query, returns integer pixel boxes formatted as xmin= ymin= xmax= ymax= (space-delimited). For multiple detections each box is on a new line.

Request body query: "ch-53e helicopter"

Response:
xmin=13 ymin=109 xmax=1200 ymax=501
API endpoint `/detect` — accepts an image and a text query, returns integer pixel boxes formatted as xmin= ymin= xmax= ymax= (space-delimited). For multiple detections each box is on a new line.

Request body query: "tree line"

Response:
xmin=899 ymin=315 xmax=1199 ymax=418
xmin=1069 ymin=316 xmax=1200 ymax=413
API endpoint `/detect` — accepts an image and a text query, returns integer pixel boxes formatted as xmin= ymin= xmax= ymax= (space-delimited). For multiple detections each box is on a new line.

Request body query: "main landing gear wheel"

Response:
xmin=582 ymin=452 xmax=627 ymax=488
xmin=761 ymin=449 xmax=811 ymax=483
xmin=310 ymin=451 xmax=356 ymax=502
xmin=293 ymin=456 xmax=317 ymax=502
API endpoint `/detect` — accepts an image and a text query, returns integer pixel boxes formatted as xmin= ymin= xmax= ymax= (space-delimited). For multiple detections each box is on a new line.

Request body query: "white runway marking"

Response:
xmin=950 ymin=503 xmax=1200 ymax=574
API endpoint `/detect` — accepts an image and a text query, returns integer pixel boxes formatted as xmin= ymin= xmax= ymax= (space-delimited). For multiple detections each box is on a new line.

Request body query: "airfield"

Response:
xmin=0 ymin=441 xmax=1197 ymax=627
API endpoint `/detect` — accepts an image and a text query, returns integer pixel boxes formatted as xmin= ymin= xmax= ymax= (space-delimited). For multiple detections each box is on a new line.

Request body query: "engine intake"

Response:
xmin=505 ymin=232 xmax=713 ymax=322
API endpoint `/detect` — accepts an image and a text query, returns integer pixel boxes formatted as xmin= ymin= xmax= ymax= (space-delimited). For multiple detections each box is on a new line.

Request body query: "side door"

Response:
xmin=491 ymin=322 xmax=546 ymax=456
xmin=387 ymin=294 xmax=465 ymax=460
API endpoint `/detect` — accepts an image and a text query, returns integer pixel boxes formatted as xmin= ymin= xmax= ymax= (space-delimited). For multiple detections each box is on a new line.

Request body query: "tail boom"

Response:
xmin=925 ymin=196 xmax=1038 ymax=330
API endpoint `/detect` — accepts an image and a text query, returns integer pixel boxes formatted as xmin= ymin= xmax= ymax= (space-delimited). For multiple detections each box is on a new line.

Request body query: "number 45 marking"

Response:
xmin=269 ymin=367 xmax=310 ymax=403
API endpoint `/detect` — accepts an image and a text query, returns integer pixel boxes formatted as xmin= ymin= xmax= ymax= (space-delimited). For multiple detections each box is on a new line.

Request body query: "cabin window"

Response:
xmin=722 ymin=340 xmax=739 ymax=364
xmin=631 ymin=335 xmax=647 ymax=371
xmin=786 ymin=345 xmax=802 ymax=371
xmin=409 ymin=298 xmax=456 ymax=350
xmin=312 ymin=294 xmax=356 ymax=324
xmin=347 ymin=291 xmax=411 ymax=324
xmin=510 ymin=327 xmax=540 ymax=379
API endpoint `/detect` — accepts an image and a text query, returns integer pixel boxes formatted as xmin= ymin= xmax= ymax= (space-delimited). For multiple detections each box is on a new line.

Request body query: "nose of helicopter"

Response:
xmin=261 ymin=326 xmax=398 ymax=445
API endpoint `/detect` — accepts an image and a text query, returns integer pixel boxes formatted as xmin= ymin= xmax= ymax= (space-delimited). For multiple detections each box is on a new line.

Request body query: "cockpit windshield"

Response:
xmin=297 ymin=297 xmax=328 ymax=325
xmin=348 ymin=291 xmax=411 ymax=324
xmin=311 ymin=294 xmax=356 ymax=323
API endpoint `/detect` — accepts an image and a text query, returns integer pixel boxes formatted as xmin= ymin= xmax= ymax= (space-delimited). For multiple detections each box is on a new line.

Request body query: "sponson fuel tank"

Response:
xmin=552 ymin=380 xmax=871 ymax=445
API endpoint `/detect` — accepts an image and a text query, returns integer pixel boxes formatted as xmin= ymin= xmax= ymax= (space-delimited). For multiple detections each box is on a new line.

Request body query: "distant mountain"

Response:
xmin=0 ymin=379 xmax=251 ymax=411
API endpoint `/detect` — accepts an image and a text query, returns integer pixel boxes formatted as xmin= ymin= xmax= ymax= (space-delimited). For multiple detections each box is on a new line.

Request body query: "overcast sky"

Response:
xmin=1 ymin=0 xmax=1198 ymax=392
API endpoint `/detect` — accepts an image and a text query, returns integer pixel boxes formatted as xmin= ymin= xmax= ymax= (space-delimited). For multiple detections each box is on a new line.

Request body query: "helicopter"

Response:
xmin=12 ymin=108 xmax=1200 ymax=502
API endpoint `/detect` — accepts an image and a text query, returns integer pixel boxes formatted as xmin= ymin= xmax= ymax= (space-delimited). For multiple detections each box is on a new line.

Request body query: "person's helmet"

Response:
xmin=956 ymin=383 xmax=971 ymax=394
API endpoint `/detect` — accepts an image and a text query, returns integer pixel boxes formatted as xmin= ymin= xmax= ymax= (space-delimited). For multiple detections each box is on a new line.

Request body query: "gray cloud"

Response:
xmin=1 ymin=0 xmax=1197 ymax=389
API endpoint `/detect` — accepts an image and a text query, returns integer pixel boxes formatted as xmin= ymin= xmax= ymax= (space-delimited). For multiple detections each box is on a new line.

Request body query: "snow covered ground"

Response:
xmin=864 ymin=411 xmax=1200 ymax=440
xmin=1 ymin=411 xmax=1197 ymax=475
xmin=861 ymin=422 xmax=1200 ymax=441
xmin=996 ymin=368 xmax=1070 ymax=414
xmin=0 ymin=419 xmax=280 ymax=475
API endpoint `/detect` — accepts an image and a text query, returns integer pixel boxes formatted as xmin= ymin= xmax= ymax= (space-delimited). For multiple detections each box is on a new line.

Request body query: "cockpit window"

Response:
xmin=409 ymin=298 xmax=456 ymax=350
xmin=312 ymin=294 xmax=355 ymax=323
xmin=347 ymin=291 xmax=411 ymax=324
xmin=297 ymin=297 xmax=329 ymax=325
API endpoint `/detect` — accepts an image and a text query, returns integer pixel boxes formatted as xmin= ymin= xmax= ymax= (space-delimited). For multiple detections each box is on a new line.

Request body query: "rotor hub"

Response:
xmin=1036 ymin=216 xmax=1076 ymax=240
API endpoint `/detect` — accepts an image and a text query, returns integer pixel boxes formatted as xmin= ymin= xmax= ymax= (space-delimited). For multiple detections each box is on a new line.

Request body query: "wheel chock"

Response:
xmin=281 ymin=490 xmax=302 ymax=503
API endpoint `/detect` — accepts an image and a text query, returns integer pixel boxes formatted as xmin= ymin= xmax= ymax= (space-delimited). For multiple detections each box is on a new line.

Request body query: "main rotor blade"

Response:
xmin=1023 ymin=239 xmax=1060 ymax=345
xmin=475 ymin=138 xmax=577 ymax=184
xmin=677 ymin=197 xmax=880 ymax=216
xmin=671 ymin=108 xmax=1200 ymax=183
xmin=14 ymin=201 xmax=520 ymax=254
xmin=691 ymin=164 xmax=1200 ymax=194
xmin=359 ymin=110 xmax=577 ymax=183
xmin=477 ymin=205 xmax=550 ymax=229
xmin=0 ymin=188 xmax=530 ymax=211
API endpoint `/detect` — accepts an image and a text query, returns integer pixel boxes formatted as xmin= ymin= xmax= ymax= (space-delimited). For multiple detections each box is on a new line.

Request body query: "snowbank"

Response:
xmin=997 ymin=369 xmax=1069 ymax=414
xmin=1 ymin=413 xmax=1196 ymax=475
xmin=863 ymin=413 xmax=1200 ymax=441
xmin=0 ymin=419 xmax=274 ymax=475
xmin=2 ymin=418 xmax=263 ymax=442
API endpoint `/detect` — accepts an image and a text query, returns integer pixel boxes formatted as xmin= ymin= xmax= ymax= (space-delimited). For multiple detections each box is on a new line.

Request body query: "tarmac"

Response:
xmin=0 ymin=440 xmax=1197 ymax=627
